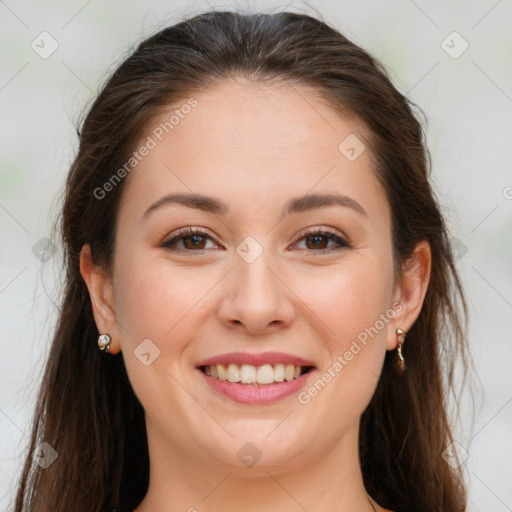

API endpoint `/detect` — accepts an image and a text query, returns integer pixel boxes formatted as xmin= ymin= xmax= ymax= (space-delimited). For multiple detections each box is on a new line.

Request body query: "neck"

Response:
xmin=134 ymin=419 xmax=378 ymax=512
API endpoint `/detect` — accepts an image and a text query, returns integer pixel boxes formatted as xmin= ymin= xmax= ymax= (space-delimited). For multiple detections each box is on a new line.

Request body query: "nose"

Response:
xmin=216 ymin=250 xmax=296 ymax=335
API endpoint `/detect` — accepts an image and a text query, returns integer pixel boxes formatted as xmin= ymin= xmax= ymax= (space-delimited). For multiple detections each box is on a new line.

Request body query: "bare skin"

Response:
xmin=81 ymin=78 xmax=430 ymax=512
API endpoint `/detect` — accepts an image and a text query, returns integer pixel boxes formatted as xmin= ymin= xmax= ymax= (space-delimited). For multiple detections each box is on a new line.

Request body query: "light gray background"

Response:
xmin=1 ymin=1 xmax=511 ymax=510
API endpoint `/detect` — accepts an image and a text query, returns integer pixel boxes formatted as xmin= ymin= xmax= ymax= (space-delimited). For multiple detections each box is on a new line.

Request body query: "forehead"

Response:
xmin=118 ymin=79 xmax=389 ymax=225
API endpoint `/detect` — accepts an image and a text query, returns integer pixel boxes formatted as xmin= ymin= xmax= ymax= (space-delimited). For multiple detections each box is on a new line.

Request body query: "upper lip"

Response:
xmin=195 ymin=351 xmax=316 ymax=368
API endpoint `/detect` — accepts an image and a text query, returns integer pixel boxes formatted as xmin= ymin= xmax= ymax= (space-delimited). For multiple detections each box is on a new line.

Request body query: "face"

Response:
xmin=101 ymin=79 xmax=404 ymax=472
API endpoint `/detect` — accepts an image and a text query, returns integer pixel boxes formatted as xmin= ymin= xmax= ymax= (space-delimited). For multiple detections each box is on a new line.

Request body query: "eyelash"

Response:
xmin=160 ymin=227 xmax=352 ymax=255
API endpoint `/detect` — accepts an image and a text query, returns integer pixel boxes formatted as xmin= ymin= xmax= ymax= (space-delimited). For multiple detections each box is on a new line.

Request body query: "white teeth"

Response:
xmin=217 ymin=364 xmax=227 ymax=381
xmin=257 ymin=364 xmax=275 ymax=384
xmin=227 ymin=363 xmax=241 ymax=382
xmin=203 ymin=363 xmax=310 ymax=384
xmin=240 ymin=364 xmax=256 ymax=383
xmin=285 ymin=364 xmax=295 ymax=382
xmin=274 ymin=363 xmax=285 ymax=382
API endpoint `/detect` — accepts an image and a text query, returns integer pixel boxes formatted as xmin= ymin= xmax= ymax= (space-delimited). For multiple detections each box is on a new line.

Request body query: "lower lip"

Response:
xmin=197 ymin=368 xmax=315 ymax=404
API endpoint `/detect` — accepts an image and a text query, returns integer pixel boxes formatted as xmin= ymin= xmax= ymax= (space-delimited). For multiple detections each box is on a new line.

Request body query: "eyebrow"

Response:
xmin=142 ymin=192 xmax=367 ymax=219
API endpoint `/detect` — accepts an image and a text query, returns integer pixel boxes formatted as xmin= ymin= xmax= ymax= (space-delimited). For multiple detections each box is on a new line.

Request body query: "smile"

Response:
xmin=195 ymin=352 xmax=317 ymax=404
xmin=199 ymin=363 xmax=314 ymax=385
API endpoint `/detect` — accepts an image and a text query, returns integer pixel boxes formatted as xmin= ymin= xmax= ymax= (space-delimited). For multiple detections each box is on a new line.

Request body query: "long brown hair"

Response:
xmin=14 ymin=9 xmax=470 ymax=512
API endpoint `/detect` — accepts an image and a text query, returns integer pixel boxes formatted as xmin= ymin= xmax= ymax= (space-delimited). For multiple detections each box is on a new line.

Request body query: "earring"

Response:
xmin=98 ymin=333 xmax=112 ymax=352
xmin=396 ymin=328 xmax=407 ymax=371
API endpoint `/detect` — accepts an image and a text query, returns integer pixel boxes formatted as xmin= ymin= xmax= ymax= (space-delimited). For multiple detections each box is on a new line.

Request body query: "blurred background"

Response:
xmin=1 ymin=1 xmax=511 ymax=510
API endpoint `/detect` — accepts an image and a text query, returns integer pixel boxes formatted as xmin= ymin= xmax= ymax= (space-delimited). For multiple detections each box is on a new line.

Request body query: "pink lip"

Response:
xmin=195 ymin=351 xmax=316 ymax=368
xmin=197 ymin=368 xmax=316 ymax=404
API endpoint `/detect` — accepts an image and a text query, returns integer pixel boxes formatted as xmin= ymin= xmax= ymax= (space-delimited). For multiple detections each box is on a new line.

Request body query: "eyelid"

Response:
xmin=291 ymin=226 xmax=351 ymax=249
xmin=160 ymin=225 xmax=352 ymax=253
xmin=160 ymin=227 xmax=220 ymax=251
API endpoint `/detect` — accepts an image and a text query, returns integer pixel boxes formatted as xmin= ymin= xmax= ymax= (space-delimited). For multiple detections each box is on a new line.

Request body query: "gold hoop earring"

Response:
xmin=396 ymin=328 xmax=407 ymax=372
xmin=98 ymin=333 xmax=112 ymax=352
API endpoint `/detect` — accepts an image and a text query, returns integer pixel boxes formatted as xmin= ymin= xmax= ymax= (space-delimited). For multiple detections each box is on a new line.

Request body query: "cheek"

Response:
xmin=112 ymin=251 xmax=212 ymax=405
xmin=115 ymin=264 xmax=170 ymax=341
xmin=298 ymin=267 xmax=392 ymax=418
xmin=299 ymin=259 xmax=394 ymax=351
xmin=113 ymin=249 xmax=217 ymax=345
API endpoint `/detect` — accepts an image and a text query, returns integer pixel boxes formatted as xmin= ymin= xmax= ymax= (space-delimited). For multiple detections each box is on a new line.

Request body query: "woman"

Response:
xmin=13 ymin=8 xmax=470 ymax=512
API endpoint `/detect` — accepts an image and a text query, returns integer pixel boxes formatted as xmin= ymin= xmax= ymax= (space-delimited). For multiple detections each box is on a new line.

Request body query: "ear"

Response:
xmin=79 ymin=244 xmax=121 ymax=354
xmin=387 ymin=240 xmax=432 ymax=351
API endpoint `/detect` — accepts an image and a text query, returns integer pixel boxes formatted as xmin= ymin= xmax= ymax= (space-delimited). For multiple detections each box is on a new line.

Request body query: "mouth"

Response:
xmin=195 ymin=352 xmax=317 ymax=404
xmin=198 ymin=363 xmax=315 ymax=386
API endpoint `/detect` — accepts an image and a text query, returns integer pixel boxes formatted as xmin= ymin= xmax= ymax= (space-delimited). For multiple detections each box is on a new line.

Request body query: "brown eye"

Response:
xmin=294 ymin=229 xmax=351 ymax=254
xmin=161 ymin=227 xmax=351 ymax=255
xmin=182 ymin=234 xmax=207 ymax=250
xmin=161 ymin=228 xmax=218 ymax=251
xmin=305 ymin=234 xmax=330 ymax=250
